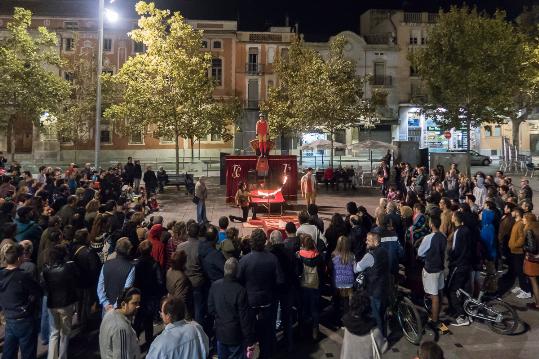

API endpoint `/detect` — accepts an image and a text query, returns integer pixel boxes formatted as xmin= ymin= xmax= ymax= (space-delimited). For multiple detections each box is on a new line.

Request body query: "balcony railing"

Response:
xmin=245 ymin=63 xmax=265 ymax=75
xmin=404 ymin=12 xmax=423 ymax=23
xmin=370 ymin=75 xmax=393 ymax=87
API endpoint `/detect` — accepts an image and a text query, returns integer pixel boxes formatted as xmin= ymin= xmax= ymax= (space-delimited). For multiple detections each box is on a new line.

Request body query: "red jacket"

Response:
xmin=149 ymin=224 xmax=166 ymax=269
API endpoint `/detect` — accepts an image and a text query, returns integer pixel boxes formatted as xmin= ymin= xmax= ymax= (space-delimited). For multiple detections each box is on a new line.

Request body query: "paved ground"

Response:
xmin=14 ymin=164 xmax=539 ymax=358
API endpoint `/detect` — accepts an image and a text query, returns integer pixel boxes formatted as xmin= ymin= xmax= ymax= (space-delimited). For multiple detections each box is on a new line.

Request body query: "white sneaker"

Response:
xmin=451 ymin=315 xmax=471 ymax=327
xmin=516 ymin=291 xmax=532 ymax=299
xmin=511 ymin=287 xmax=523 ymax=294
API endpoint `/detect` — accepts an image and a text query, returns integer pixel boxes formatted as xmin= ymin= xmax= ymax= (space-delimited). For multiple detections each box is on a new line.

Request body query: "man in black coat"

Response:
xmin=209 ymin=258 xmax=255 ymax=358
xmin=124 ymin=157 xmax=135 ymax=187
xmin=133 ymin=160 xmax=143 ymax=194
xmin=447 ymin=211 xmax=474 ymax=326
xmin=143 ymin=166 xmax=158 ymax=196
xmin=0 ymin=243 xmax=42 ymax=359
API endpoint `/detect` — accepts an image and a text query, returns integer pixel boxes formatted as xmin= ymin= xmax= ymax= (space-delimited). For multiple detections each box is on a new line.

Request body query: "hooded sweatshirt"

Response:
xmin=149 ymin=224 xmax=166 ymax=269
xmin=0 ymin=267 xmax=42 ymax=319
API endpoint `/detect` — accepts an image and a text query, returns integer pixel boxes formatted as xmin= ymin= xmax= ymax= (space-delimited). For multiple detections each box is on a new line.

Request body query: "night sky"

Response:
xmin=157 ymin=0 xmax=535 ymax=40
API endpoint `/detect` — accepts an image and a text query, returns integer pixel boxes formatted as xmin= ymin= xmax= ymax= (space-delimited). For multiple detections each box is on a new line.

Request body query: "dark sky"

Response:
xmin=158 ymin=0 xmax=535 ymax=40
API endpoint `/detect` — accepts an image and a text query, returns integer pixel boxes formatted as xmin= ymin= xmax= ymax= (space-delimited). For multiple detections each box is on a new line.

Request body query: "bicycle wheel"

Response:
xmin=397 ymin=296 xmax=423 ymax=345
xmin=486 ymin=300 xmax=519 ymax=335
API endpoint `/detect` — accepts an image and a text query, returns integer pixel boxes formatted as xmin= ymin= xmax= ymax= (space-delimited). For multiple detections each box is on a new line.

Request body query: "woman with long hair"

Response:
xmin=166 ymin=221 xmax=187 ymax=268
xmin=331 ymin=236 xmax=356 ymax=322
xmin=84 ymin=199 xmax=100 ymax=230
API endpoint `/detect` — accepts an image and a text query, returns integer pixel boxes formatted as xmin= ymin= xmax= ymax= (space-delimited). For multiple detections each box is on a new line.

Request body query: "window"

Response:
xmin=210 ymin=133 xmax=222 ymax=141
xmin=102 ymin=69 xmax=114 ymax=75
xmin=267 ymin=47 xmax=275 ymax=64
xmin=64 ymin=72 xmax=74 ymax=83
xmin=211 ymin=58 xmax=223 ymax=86
xmin=491 ymin=149 xmax=498 ymax=156
xmin=103 ymin=38 xmax=112 ymax=52
xmin=409 ymin=30 xmax=420 ymax=45
xmin=373 ymin=62 xmax=385 ymax=85
xmin=410 ymin=65 xmax=419 ymax=76
xmin=280 ymin=48 xmax=289 ymax=60
xmin=129 ymin=129 xmax=144 ymax=144
xmin=421 ymin=36 xmax=426 ymax=45
xmin=100 ymin=125 xmax=111 ymax=144
xmin=409 ymin=35 xmax=418 ymax=45
xmin=484 ymin=125 xmax=493 ymax=137
xmin=64 ymin=21 xmax=79 ymax=30
xmin=494 ymin=125 xmax=501 ymax=137
xmin=212 ymin=40 xmax=222 ymax=49
xmin=133 ymin=41 xmax=145 ymax=53
xmin=201 ymin=40 xmax=208 ymax=49
xmin=64 ymin=38 xmax=75 ymax=52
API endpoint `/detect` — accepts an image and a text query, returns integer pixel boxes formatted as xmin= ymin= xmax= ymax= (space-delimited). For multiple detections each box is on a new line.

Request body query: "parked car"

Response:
xmin=449 ymin=150 xmax=491 ymax=166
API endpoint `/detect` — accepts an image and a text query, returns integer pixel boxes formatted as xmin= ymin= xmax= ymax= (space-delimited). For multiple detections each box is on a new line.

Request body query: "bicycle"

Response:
xmin=355 ymin=272 xmax=423 ymax=345
xmin=424 ymin=289 xmax=519 ymax=335
xmin=386 ymin=283 xmax=423 ymax=345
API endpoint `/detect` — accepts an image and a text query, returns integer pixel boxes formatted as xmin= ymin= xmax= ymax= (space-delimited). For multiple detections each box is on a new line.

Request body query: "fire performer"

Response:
xmin=229 ymin=181 xmax=258 ymax=222
xmin=256 ymin=112 xmax=269 ymax=157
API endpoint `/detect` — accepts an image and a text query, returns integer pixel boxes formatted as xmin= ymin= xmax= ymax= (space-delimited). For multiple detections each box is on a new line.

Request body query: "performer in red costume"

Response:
xmin=256 ymin=112 xmax=269 ymax=157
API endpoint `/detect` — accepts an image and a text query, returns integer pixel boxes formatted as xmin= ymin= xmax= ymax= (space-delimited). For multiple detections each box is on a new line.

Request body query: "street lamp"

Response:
xmin=94 ymin=0 xmax=118 ymax=169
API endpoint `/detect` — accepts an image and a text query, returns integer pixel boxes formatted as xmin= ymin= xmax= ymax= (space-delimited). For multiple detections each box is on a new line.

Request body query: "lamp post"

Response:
xmin=94 ymin=1 xmax=118 ymax=169
xmin=94 ymin=0 xmax=104 ymax=169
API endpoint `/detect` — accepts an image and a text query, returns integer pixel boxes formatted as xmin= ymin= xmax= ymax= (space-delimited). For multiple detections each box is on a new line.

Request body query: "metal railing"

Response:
xmin=370 ymin=75 xmax=393 ymax=87
xmin=245 ymin=63 xmax=265 ymax=75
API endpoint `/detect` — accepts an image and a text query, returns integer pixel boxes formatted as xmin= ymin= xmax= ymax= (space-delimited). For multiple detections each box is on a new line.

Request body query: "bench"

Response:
xmin=165 ymin=173 xmax=195 ymax=194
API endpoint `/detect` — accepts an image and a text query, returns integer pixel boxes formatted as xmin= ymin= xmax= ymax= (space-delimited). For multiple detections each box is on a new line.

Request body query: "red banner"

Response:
xmin=225 ymin=155 xmax=298 ymax=203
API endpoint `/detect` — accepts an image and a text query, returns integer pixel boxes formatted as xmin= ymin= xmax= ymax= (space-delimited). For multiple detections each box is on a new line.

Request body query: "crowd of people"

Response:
xmin=3 ymin=153 xmax=536 ymax=359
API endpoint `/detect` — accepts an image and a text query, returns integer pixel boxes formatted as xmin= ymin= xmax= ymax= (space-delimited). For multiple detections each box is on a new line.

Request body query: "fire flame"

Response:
xmin=257 ymin=175 xmax=288 ymax=197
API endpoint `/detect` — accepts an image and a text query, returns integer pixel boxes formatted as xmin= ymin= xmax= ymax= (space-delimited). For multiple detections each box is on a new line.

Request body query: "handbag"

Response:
xmin=524 ymin=230 xmax=538 ymax=255
xmin=377 ymin=176 xmax=384 ymax=184
xmin=371 ymin=330 xmax=381 ymax=359
xmin=192 ymin=195 xmax=200 ymax=204
xmin=353 ymin=272 xmax=366 ymax=291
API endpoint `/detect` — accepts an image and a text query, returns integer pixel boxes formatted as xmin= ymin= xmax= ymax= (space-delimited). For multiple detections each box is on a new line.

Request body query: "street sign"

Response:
xmin=444 ymin=131 xmax=452 ymax=139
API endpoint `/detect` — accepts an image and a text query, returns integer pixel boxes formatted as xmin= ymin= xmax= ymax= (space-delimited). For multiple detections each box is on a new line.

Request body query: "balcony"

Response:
xmin=370 ymin=75 xmax=393 ymax=87
xmin=245 ymin=63 xmax=265 ymax=75
xmin=404 ymin=12 xmax=423 ymax=23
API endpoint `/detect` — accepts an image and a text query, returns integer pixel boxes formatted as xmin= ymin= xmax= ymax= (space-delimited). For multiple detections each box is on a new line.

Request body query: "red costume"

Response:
xmin=256 ymin=117 xmax=268 ymax=156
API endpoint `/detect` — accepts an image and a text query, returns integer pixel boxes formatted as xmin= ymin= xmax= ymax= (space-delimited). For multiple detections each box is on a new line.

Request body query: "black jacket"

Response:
xmin=143 ymin=170 xmax=158 ymax=189
xmin=448 ymin=225 xmax=474 ymax=270
xmin=41 ymin=261 xmax=79 ymax=308
xmin=72 ymin=244 xmax=102 ymax=289
xmin=208 ymin=276 xmax=255 ymax=346
xmin=269 ymin=244 xmax=300 ymax=290
xmin=124 ymin=163 xmax=135 ymax=180
xmin=134 ymin=164 xmax=142 ymax=179
xmin=202 ymin=248 xmax=225 ymax=283
xmin=237 ymin=250 xmax=284 ymax=307
xmin=134 ymin=255 xmax=164 ymax=300
xmin=349 ymin=225 xmax=365 ymax=260
xmin=0 ymin=268 xmax=42 ymax=319
xmin=284 ymin=235 xmax=300 ymax=253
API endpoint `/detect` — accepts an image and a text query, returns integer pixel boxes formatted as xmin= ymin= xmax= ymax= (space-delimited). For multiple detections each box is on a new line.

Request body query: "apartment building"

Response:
xmin=0 ymin=1 xmax=295 ymax=163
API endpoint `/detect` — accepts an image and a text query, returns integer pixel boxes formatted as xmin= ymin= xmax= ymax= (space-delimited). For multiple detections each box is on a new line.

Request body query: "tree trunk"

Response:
xmin=511 ymin=114 xmax=527 ymax=151
xmin=330 ymin=130 xmax=334 ymax=167
xmin=299 ymin=137 xmax=303 ymax=166
xmin=198 ymin=139 xmax=201 ymax=160
xmin=280 ymin=131 xmax=285 ymax=155
xmin=174 ymin=128 xmax=180 ymax=175
xmin=190 ymin=137 xmax=194 ymax=162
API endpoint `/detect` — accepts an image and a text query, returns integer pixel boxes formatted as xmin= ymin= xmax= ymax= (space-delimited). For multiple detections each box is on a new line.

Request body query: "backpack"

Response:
xmin=301 ymin=264 xmax=319 ymax=289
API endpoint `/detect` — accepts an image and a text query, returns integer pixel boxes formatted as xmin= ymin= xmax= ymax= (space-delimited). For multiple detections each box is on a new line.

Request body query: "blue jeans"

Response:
xmin=370 ymin=296 xmax=387 ymax=337
xmin=40 ymin=296 xmax=50 ymax=344
xmin=4 ymin=317 xmax=38 ymax=359
xmin=197 ymin=201 xmax=207 ymax=224
xmin=217 ymin=341 xmax=244 ymax=359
